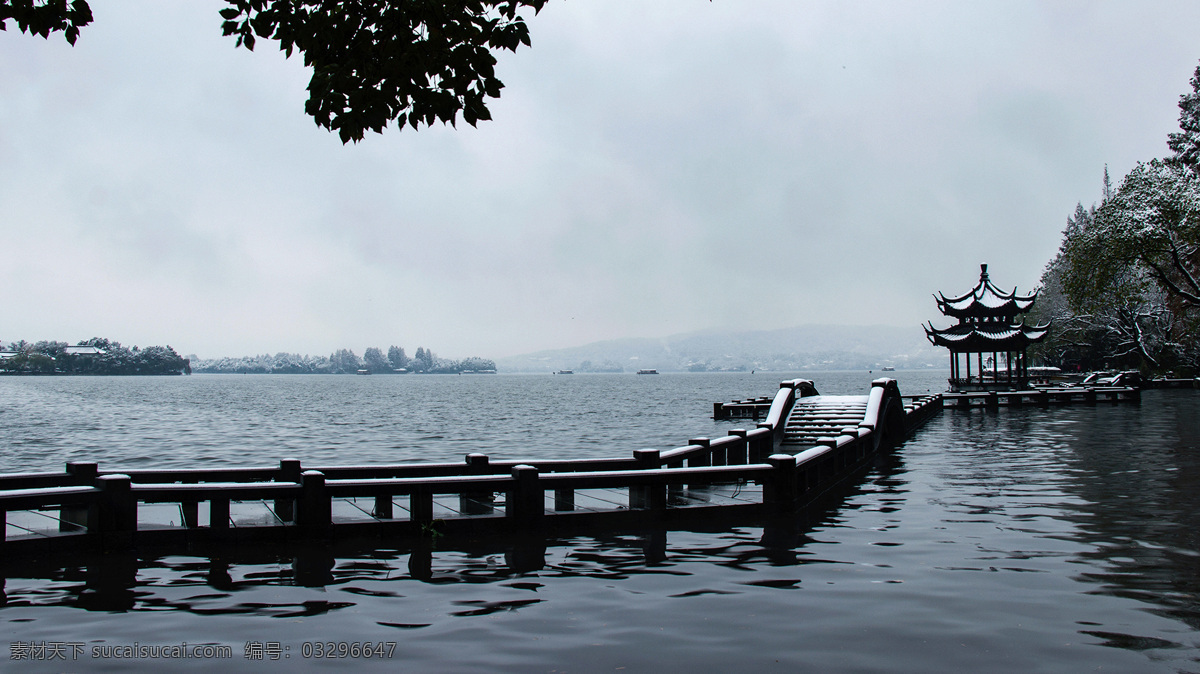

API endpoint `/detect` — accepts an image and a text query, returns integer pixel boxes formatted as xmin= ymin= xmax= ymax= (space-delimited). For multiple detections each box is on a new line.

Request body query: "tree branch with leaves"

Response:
xmin=1 ymin=0 xmax=546 ymax=143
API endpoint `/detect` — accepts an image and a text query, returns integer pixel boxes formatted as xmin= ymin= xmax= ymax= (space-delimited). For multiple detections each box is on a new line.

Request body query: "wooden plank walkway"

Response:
xmin=942 ymin=386 xmax=1140 ymax=409
xmin=713 ymin=381 xmax=819 ymax=420
xmin=1143 ymin=378 xmax=1200 ymax=389
xmin=712 ymin=396 xmax=775 ymax=420
xmin=0 ymin=378 xmax=940 ymax=556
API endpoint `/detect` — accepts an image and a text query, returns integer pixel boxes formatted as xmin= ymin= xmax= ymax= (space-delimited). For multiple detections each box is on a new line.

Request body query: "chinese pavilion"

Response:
xmin=924 ymin=264 xmax=1050 ymax=391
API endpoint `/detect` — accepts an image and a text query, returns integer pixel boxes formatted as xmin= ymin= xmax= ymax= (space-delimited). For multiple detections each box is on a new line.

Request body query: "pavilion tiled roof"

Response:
xmin=923 ymin=319 xmax=1050 ymax=352
xmin=934 ymin=263 xmax=1039 ymax=320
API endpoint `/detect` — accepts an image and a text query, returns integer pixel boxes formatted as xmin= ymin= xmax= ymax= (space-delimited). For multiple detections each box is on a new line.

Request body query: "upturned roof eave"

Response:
xmin=934 ymin=264 xmax=1039 ymax=318
xmin=926 ymin=330 xmax=1049 ymax=351
xmin=938 ymin=297 xmax=1038 ymax=319
xmin=924 ymin=319 xmax=1050 ymax=350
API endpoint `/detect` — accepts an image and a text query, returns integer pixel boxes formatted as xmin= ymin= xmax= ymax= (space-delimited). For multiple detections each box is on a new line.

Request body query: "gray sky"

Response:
xmin=2 ymin=1 xmax=1198 ymax=359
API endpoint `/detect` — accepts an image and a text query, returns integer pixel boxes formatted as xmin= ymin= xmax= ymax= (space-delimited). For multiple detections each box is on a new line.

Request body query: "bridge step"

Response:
xmin=781 ymin=395 xmax=870 ymax=446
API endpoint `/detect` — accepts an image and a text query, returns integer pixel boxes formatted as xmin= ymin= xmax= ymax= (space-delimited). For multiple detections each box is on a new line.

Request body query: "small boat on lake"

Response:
xmin=555 ymin=370 xmax=574 ymax=375
xmin=636 ymin=369 xmax=659 ymax=375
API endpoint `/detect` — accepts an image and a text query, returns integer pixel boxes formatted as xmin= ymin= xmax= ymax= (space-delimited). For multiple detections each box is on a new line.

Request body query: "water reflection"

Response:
xmin=0 ymin=513 xmax=863 ymax=618
xmin=2 ymin=392 xmax=1199 ymax=673
xmin=1057 ymin=393 xmax=1200 ymax=637
xmin=0 ymin=459 xmax=907 ymax=621
xmin=914 ymin=392 xmax=1200 ymax=663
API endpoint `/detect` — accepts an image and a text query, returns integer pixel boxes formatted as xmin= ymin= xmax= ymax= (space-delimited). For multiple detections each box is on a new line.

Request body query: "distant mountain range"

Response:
xmin=496 ymin=324 xmax=943 ymax=373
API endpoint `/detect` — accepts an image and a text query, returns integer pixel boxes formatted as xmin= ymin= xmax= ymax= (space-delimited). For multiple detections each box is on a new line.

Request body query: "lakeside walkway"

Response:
xmin=1 ymin=378 xmax=943 ymax=555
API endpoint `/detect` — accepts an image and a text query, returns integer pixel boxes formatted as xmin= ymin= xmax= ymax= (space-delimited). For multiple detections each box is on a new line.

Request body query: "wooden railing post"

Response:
xmin=66 ymin=462 xmax=98 ymax=483
xmin=63 ymin=462 xmax=97 ymax=532
xmin=96 ymin=474 xmax=135 ymax=551
xmin=508 ymin=465 xmax=543 ymax=528
xmin=181 ymin=477 xmax=199 ymax=529
xmin=276 ymin=458 xmax=302 ymax=522
xmin=753 ymin=423 xmax=773 ymax=462
xmin=710 ymin=439 xmax=727 ymax=466
xmin=686 ymin=438 xmax=711 ymax=491
xmin=728 ymin=429 xmax=749 ymax=465
xmin=373 ymin=491 xmax=394 ymax=519
xmin=210 ymin=497 xmax=230 ymax=531
xmin=634 ymin=449 xmax=661 ymax=469
xmin=297 ymin=470 xmax=330 ymax=537
xmin=764 ymin=455 xmax=798 ymax=514
xmin=554 ymin=486 xmax=575 ymax=511
xmin=630 ymin=476 xmax=666 ymax=516
xmin=410 ymin=488 xmax=433 ymax=525
xmin=630 ymin=449 xmax=660 ymax=509
xmin=461 ymin=453 xmax=493 ymax=515
xmin=840 ymin=428 xmax=863 ymax=462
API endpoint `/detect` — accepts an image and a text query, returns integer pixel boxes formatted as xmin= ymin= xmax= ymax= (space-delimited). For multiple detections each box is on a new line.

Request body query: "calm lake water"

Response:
xmin=1 ymin=372 xmax=1198 ymax=672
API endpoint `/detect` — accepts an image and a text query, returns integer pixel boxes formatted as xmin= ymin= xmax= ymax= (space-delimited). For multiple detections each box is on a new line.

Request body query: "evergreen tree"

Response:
xmin=411 ymin=347 xmax=435 ymax=372
xmin=1040 ymin=163 xmax=1200 ymax=374
xmin=387 ymin=345 xmax=408 ymax=370
xmin=363 ymin=347 xmax=391 ymax=373
xmin=330 ymin=348 xmax=363 ymax=373
xmin=1168 ymin=62 xmax=1200 ymax=173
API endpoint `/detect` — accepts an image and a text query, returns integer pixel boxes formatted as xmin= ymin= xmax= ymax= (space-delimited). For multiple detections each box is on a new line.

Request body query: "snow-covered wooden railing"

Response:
xmin=0 ymin=379 xmax=939 ymax=555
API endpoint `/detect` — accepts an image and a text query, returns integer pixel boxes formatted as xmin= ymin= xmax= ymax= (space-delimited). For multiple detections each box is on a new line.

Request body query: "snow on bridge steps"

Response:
xmin=0 ymin=379 xmax=941 ymax=555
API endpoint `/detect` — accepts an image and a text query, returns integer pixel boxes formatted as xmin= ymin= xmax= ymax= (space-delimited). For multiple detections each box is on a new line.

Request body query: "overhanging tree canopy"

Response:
xmin=1 ymin=0 xmax=547 ymax=143
xmin=1064 ymin=160 xmax=1200 ymax=315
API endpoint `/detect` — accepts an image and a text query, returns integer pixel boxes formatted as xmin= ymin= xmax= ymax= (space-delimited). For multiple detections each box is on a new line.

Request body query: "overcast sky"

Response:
xmin=2 ymin=1 xmax=1198 ymax=359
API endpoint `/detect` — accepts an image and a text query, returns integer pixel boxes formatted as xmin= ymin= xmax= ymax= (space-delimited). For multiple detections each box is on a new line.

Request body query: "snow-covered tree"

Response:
xmin=1044 ymin=162 xmax=1200 ymax=373
xmin=1074 ymin=160 xmax=1200 ymax=314
xmin=363 ymin=347 xmax=391 ymax=373
xmin=329 ymin=348 xmax=363 ymax=373
xmin=1168 ymin=62 xmax=1200 ymax=173
xmin=387 ymin=345 xmax=408 ymax=370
